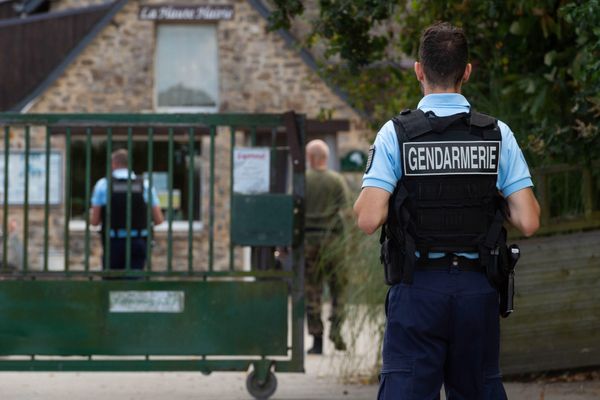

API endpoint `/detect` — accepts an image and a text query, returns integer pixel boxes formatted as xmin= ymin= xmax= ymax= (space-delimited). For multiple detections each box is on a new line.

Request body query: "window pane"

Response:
xmin=70 ymin=137 xmax=201 ymax=222
xmin=156 ymin=25 xmax=219 ymax=108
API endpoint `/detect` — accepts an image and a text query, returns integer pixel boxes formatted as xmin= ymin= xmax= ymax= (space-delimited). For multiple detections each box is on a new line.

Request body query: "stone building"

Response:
xmin=0 ymin=0 xmax=372 ymax=271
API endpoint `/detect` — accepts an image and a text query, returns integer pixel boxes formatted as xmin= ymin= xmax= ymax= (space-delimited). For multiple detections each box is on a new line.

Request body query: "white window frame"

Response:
xmin=68 ymin=137 xmax=205 ymax=233
xmin=69 ymin=220 xmax=204 ymax=233
xmin=153 ymin=23 xmax=220 ymax=113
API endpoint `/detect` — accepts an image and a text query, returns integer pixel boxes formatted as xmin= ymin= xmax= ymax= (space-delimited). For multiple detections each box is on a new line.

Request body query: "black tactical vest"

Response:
xmin=390 ymin=109 xmax=505 ymax=258
xmin=101 ymin=176 xmax=148 ymax=235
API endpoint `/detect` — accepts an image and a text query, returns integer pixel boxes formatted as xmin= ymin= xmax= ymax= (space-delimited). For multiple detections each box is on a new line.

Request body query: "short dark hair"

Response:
xmin=418 ymin=22 xmax=469 ymax=88
xmin=111 ymin=149 xmax=129 ymax=168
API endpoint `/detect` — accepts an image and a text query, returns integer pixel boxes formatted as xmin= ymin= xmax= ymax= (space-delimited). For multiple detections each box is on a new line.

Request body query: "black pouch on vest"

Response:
xmin=380 ymin=225 xmax=404 ymax=285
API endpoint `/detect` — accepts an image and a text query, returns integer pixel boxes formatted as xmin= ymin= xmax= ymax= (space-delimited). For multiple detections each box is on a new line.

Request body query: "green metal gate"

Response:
xmin=0 ymin=112 xmax=305 ymax=399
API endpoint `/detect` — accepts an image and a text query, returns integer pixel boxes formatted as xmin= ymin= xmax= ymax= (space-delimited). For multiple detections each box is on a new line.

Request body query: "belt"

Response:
xmin=108 ymin=229 xmax=149 ymax=238
xmin=416 ymin=254 xmax=483 ymax=272
xmin=305 ymin=228 xmax=328 ymax=233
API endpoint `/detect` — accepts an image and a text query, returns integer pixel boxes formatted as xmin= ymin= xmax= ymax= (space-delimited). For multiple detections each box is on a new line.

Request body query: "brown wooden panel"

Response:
xmin=500 ymin=229 xmax=600 ymax=374
xmin=0 ymin=1 xmax=18 ymax=20
xmin=0 ymin=4 xmax=111 ymax=110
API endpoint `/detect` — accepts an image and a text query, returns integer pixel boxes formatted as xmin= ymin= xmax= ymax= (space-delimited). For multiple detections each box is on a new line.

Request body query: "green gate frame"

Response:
xmin=0 ymin=112 xmax=305 ymax=398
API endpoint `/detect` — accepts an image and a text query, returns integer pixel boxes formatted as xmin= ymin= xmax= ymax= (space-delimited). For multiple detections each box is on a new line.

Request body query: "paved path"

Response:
xmin=0 ymin=369 xmax=376 ymax=400
xmin=2 ymin=354 xmax=600 ymax=400
xmin=2 ymin=367 xmax=600 ymax=399
xmin=1 ymin=304 xmax=599 ymax=399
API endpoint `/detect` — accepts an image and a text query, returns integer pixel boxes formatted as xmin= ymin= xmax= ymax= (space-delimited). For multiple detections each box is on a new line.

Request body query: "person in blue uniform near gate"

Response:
xmin=354 ymin=23 xmax=541 ymax=399
xmin=90 ymin=149 xmax=164 ymax=276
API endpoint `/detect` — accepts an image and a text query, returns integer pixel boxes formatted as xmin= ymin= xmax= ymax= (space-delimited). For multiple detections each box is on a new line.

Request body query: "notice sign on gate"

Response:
xmin=0 ymin=150 xmax=62 ymax=205
xmin=109 ymin=291 xmax=185 ymax=313
xmin=233 ymin=148 xmax=270 ymax=194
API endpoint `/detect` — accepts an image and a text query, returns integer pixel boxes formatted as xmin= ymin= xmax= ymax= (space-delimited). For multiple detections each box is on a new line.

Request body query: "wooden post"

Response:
xmin=581 ymin=166 xmax=594 ymax=218
xmin=535 ymin=171 xmax=551 ymax=227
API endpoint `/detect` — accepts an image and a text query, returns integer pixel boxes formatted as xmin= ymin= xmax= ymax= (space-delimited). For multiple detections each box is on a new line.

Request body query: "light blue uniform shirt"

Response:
xmin=91 ymin=169 xmax=160 ymax=238
xmin=362 ymin=93 xmax=534 ymax=259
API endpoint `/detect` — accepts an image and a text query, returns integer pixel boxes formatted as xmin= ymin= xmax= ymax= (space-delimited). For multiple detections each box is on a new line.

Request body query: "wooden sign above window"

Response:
xmin=139 ymin=4 xmax=234 ymax=21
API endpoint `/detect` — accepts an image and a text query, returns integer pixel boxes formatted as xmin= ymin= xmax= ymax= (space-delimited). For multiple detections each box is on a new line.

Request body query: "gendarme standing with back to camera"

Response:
xmin=90 ymin=149 xmax=164 ymax=278
xmin=354 ymin=22 xmax=541 ymax=399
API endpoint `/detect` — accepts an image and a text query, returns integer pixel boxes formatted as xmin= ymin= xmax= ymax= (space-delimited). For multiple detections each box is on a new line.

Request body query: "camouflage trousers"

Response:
xmin=305 ymin=236 xmax=347 ymax=338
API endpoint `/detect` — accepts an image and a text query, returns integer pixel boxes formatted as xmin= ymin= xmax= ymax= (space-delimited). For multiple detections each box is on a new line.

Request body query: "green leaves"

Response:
xmin=267 ymin=0 xmax=304 ymax=31
xmin=314 ymin=0 xmax=400 ymax=69
xmin=269 ymin=0 xmax=600 ymax=165
xmin=268 ymin=0 xmax=401 ymax=69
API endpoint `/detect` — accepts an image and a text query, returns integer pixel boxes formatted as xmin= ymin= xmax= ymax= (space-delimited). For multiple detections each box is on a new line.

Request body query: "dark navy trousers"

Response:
xmin=378 ymin=267 xmax=507 ymax=400
xmin=102 ymin=237 xmax=147 ymax=278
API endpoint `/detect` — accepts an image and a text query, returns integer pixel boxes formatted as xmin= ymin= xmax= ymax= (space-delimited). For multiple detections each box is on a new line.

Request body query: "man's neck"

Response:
xmin=112 ymin=168 xmax=135 ymax=178
xmin=422 ymin=84 xmax=462 ymax=96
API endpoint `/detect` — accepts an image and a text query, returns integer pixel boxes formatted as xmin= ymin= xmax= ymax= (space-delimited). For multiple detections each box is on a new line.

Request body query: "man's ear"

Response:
xmin=414 ymin=62 xmax=425 ymax=83
xmin=462 ymin=63 xmax=472 ymax=83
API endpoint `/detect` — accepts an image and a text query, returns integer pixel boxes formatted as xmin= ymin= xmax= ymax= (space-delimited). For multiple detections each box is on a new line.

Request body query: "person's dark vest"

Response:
xmin=382 ymin=109 xmax=507 ymax=284
xmin=101 ymin=177 xmax=148 ymax=237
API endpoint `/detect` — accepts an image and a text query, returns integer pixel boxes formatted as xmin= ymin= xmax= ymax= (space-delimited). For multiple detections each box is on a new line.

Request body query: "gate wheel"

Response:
xmin=246 ymin=370 xmax=277 ymax=400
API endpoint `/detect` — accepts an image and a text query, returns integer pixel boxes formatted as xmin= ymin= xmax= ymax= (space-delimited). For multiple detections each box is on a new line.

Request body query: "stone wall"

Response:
xmin=22 ymin=0 xmax=371 ymax=271
xmin=33 ymin=0 xmax=371 ymax=150
xmin=0 ymin=126 xmax=67 ymax=270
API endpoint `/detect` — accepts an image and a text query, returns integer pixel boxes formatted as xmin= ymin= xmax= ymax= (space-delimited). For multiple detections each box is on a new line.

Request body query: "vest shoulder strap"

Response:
xmin=392 ymin=109 xmax=431 ymax=141
xmin=470 ymin=111 xmax=496 ymax=128
xmin=471 ymin=111 xmax=501 ymax=141
xmin=429 ymin=112 xmax=469 ymax=132
xmin=393 ymin=110 xmax=499 ymax=139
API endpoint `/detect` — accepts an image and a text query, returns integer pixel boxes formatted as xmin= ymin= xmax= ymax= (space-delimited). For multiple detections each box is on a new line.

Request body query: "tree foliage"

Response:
xmin=269 ymin=0 xmax=600 ymax=166
xmin=269 ymin=0 xmax=397 ymax=65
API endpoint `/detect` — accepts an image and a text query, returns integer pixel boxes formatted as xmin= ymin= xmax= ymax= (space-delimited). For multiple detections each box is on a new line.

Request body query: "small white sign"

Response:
xmin=0 ymin=150 xmax=62 ymax=205
xmin=109 ymin=291 xmax=185 ymax=313
xmin=233 ymin=148 xmax=270 ymax=194
xmin=144 ymin=172 xmax=168 ymax=192
xmin=139 ymin=5 xmax=234 ymax=21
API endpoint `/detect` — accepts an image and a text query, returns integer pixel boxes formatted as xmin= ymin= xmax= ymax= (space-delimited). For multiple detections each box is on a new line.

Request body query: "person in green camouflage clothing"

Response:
xmin=305 ymin=139 xmax=351 ymax=354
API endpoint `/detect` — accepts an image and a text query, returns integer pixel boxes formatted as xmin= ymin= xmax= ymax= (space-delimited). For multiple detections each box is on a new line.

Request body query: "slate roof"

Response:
xmin=0 ymin=1 xmax=122 ymax=111
xmin=1 ymin=0 xmax=360 ymax=117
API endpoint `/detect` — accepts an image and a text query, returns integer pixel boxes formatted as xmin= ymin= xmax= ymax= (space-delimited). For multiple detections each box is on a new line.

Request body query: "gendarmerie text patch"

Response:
xmin=403 ymin=141 xmax=500 ymax=176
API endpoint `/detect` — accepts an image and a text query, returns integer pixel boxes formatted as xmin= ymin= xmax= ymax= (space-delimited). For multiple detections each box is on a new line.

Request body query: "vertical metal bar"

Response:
xmin=2 ymin=126 xmax=9 ymax=271
xmin=84 ymin=127 xmax=92 ymax=273
xmin=187 ymin=127 xmax=194 ymax=273
xmin=535 ymin=171 xmax=550 ymax=227
xmin=23 ymin=126 xmax=30 ymax=273
xmin=286 ymin=112 xmax=306 ymax=372
xmin=167 ymin=127 xmax=174 ymax=272
xmin=271 ymin=127 xmax=277 ymax=151
xmin=271 ymin=127 xmax=278 ymax=195
xmin=146 ymin=127 xmax=154 ymax=272
xmin=43 ymin=126 xmax=51 ymax=272
xmin=208 ymin=126 xmax=216 ymax=271
xmin=564 ymin=171 xmax=569 ymax=215
xmin=125 ymin=127 xmax=133 ymax=273
xmin=250 ymin=125 xmax=257 ymax=147
xmin=63 ymin=127 xmax=71 ymax=272
xmin=582 ymin=167 xmax=594 ymax=217
xmin=104 ymin=128 xmax=113 ymax=274
xmin=229 ymin=126 xmax=235 ymax=271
